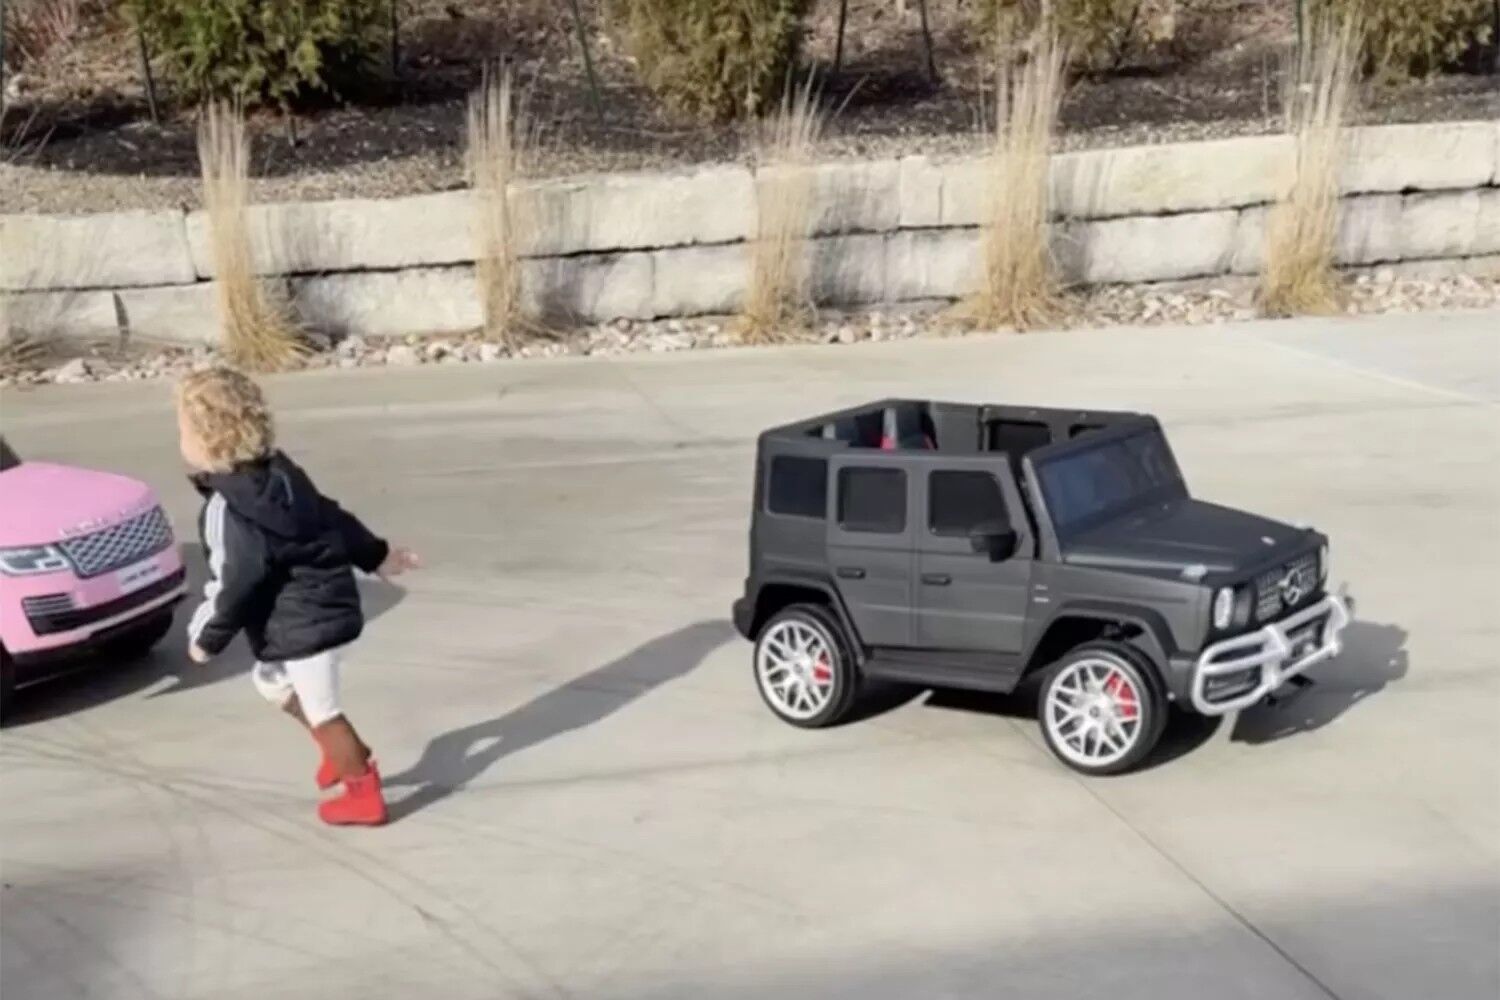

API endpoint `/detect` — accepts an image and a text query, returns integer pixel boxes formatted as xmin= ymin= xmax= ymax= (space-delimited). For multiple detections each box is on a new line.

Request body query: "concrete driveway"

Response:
xmin=2 ymin=310 xmax=1497 ymax=1000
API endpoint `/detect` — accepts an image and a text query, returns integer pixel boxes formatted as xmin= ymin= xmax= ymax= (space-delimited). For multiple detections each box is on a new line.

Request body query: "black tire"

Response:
xmin=753 ymin=604 xmax=860 ymax=729
xmin=1037 ymin=641 xmax=1167 ymax=777
xmin=0 ymin=646 xmax=15 ymax=725
xmin=106 ymin=609 xmax=176 ymax=662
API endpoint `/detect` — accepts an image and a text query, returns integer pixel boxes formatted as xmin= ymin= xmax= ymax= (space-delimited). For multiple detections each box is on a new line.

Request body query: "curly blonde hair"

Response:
xmin=175 ymin=366 xmax=275 ymax=472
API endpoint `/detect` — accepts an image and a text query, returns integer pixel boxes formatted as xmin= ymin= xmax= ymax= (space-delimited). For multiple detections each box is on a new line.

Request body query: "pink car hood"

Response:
xmin=0 ymin=461 xmax=159 ymax=547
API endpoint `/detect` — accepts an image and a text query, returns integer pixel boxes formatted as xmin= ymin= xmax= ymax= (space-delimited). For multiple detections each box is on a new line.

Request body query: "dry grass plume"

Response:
xmin=0 ymin=299 xmax=48 ymax=379
xmin=738 ymin=76 xmax=825 ymax=345
xmin=197 ymin=101 xmax=304 ymax=372
xmin=4 ymin=0 xmax=81 ymax=68
xmin=958 ymin=29 xmax=1065 ymax=332
xmin=466 ymin=64 xmax=545 ymax=347
xmin=1259 ymin=12 xmax=1362 ymax=317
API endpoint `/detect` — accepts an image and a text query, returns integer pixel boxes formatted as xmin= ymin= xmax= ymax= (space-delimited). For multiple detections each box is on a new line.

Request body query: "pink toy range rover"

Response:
xmin=0 ymin=436 xmax=186 ymax=719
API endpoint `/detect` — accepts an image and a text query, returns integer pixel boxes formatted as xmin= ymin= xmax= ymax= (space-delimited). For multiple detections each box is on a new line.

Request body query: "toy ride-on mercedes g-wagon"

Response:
xmin=731 ymin=399 xmax=1354 ymax=775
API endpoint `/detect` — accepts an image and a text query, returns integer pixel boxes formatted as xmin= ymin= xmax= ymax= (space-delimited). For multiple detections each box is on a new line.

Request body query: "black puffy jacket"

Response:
xmin=188 ymin=452 xmax=389 ymax=663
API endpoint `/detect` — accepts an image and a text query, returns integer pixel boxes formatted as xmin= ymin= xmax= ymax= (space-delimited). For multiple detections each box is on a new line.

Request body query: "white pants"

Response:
xmin=251 ymin=646 xmax=345 ymax=727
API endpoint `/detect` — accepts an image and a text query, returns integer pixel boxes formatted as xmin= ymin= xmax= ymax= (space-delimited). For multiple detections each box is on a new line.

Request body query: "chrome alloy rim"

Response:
xmin=1045 ymin=657 xmax=1144 ymax=768
xmin=757 ymin=619 xmax=836 ymax=721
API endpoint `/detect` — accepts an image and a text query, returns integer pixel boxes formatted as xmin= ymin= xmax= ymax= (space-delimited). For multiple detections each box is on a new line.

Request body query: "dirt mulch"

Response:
xmin=2 ymin=0 xmax=1497 ymax=215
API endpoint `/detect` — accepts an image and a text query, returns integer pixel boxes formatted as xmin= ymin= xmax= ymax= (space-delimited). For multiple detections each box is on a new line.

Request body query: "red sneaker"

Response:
xmin=315 ymin=755 xmax=339 ymax=791
xmin=318 ymin=763 xmax=388 ymax=827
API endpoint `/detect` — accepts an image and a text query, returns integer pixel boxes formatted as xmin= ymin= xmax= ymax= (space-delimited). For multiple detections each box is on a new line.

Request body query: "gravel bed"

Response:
xmin=5 ymin=271 xmax=1495 ymax=389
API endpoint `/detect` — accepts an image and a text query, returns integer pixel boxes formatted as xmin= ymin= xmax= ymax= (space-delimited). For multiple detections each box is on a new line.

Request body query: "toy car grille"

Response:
xmin=59 ymin=506 xmax=173 ymax=578
xmin=23 ymin=569 xmax=186 ymax=635
xmin=21 ymin=593 xmax=76 ymax=617
xmin=1255 ymin=552 xmax=1320 ymax=621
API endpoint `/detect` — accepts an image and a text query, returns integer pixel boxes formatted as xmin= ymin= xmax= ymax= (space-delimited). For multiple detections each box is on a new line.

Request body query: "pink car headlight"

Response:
xmin=0 ymin=545 xmax=72 ymax=575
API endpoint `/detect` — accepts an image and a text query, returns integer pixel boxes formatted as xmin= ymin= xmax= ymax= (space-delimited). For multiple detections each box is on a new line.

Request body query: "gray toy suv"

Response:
xmin=731 ymin=399 xmax=1354 ymax=775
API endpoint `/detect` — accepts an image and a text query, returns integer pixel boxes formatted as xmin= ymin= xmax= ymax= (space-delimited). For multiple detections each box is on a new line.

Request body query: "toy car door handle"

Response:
xmin=921 ymin=573 xmax=952 ymax=586
xmin=836 ymin=566 xmax=866 ymax=580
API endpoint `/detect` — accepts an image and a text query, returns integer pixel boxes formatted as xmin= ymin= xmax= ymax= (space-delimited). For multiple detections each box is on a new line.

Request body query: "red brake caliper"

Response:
xmin=812 ymin=657 xmax=833 ymax=685
xmin=1105 ymin=671 xmax=1138 ymax=720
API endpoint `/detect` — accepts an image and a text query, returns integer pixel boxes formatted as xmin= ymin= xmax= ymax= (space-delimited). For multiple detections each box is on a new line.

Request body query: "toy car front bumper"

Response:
xmin=732 ymin=597 xmax=754 ymax=639
xmin=1189 ymin=588 xmax=1354 ymax=716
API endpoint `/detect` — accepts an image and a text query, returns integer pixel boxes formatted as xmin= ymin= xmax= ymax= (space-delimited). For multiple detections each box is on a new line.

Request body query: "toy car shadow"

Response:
xmin=852 ymin=618 xmax=1408 ymax=770
xmin=1230 ymin=620 xmax=1409 ymax=745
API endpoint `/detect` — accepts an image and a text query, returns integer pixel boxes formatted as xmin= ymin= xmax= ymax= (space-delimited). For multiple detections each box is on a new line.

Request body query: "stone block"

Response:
xmin=523 ymin=165 xmax=754 ymax=257
xmin=807 ymin=159 xmax=901 ymax=235
xmin=186 ymin=192 xmax=476 ymax=278
xmin=1337 ymin=194 xmax=1405 ymax=266
xmin=808 ymin=234 xmax=886 ymax=306
xmin=885 ymin=228 xmax=981 ymax=301
xmin=522 ymin=252 xmax=654 ymax=322
xmin=1400 ymin=191 xmax=1483 ymax=260
xmin=1494 ymin=121 xmax=1500 ymax=185
xmin=115 ymin=282 xmax=233 ymax=345
xmin=1471 ymin=189 xmax=1500 ymax=257
xmin=898 ymin=156 xmax=943 ymax=229
xmin=651 ymin=244 xmax=745 ymax=317
xmin=938 ymin=159 xmax=987 ymax=228
xmin=291 ymin=267 xmax=480 ymax=338
xmin=1232 ymin=195 xmax=1407 ymax=274
xmin=1344 ymin=122 xmax=1497 ymax=195
xmin=1369 ymin=255 xmax=1500 ymax=281
xmin=1228 ymin=206 xmax=1267 ymax=276
xmin=1058 ymin=211 xmax=1238 ymax=285
xmin=1052 ymin=134 xmax=1292 ymax=220
xmin=1 ymin=210 xmax=196 ymax=291
xmin=4 ymin=289 xmax=119 ymax=339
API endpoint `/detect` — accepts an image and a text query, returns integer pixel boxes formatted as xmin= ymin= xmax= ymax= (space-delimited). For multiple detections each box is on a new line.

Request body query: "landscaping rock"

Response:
xmin=385 ymin=344 xmax=421 ymax=366
xmin=50 ymin=358 xmax=92 ymax=383
xmin=336 ymin=334 xmax=368 ymax=358
xmin=5 ymin=274 xmax=1497 ymax=390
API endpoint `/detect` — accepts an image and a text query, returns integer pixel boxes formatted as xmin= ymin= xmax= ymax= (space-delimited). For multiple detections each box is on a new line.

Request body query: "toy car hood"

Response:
xmin=1060 ymin=498 xmax=1311 ymax=576
xmin=0 ymin=461 xmax=157 ymax=548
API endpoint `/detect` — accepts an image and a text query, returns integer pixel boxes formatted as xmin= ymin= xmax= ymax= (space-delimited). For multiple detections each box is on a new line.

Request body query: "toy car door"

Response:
xmin=826 ymin=453 xmax=915 ymax=648
xmin=912 ymin=455 xmax=1034 ymax=654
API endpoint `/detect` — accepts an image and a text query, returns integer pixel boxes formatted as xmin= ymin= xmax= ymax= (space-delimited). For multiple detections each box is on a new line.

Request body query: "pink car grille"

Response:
xmin=21 ymin=593 xmax=76 ymax=617
xmin=59 ymin=506 xmax=173 ymax=578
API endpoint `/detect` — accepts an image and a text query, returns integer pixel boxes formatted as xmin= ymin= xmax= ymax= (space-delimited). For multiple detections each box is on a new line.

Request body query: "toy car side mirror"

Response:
xmin=969 ymin=524 xmax=1018 ymax=560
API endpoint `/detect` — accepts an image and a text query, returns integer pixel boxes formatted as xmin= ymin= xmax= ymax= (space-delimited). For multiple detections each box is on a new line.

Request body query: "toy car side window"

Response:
xmin=928 ymin=470 xmax=1009 ymax=537
xmin=837 ymin=467 xmax=906 ymax=534
xmin=766 ymin=455 xmax=828 ymax=519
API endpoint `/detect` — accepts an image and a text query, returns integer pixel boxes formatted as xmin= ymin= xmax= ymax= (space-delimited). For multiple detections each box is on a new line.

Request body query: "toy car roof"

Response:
xmin=759 ymin=398 xmax=1155 ymax=453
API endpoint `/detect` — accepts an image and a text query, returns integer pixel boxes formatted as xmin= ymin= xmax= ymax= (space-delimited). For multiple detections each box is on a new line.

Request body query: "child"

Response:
xmin=176 ymin=367 xmax=419 ymax=827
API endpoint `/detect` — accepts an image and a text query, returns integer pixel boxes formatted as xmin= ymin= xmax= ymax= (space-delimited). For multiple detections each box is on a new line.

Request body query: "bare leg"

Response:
xmin=312 ymin=715 xmax=372 ymax=779
xmin=282 ymin=694 xmax=312 ymax=730
xmin=285 ymin=696 xmax=370 ymax=761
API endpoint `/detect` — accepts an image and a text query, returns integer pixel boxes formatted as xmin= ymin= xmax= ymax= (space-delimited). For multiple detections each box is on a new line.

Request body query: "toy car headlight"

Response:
xmin=0 ymin=545 xmax=71 ymax=576
xmin=1212 ymin=587 xmax=1235 ymax=630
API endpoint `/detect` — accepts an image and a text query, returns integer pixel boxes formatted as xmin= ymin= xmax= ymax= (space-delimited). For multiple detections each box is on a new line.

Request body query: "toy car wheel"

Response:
xmin=754 ymin=604 xmax=858 ymax=729
xmin=0 ymin=646 xmax=13 ymax=724
xmin=1039 ymin=642 xmax=1166 ymax=776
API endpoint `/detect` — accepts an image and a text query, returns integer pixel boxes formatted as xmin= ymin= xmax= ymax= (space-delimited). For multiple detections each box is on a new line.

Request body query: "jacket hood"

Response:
xmin=195 ymin=452 xmax=322 ymax=540
xmin=1062 ymin=498 xmax=1311 ymax=578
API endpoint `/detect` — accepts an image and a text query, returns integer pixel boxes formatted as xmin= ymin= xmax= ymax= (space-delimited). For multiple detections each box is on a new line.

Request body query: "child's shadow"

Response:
xmin=383 ymin=620 xmax=734 ymax=823
xmin=7 ymin=542 xmax=407 ymax=726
